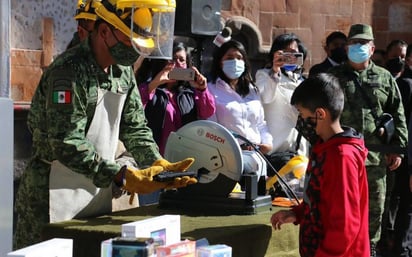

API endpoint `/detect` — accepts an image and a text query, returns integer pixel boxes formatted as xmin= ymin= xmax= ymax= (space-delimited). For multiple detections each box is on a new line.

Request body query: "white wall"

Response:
xmin=1 ymin=1 xmax=13 ymax=255
xmin=0 ymin=98 xmax=13 ymax=256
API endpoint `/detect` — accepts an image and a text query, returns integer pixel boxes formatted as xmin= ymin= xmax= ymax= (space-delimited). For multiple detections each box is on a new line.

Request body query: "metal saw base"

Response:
xmin=158 ymin=190 xmax=273 ymax=215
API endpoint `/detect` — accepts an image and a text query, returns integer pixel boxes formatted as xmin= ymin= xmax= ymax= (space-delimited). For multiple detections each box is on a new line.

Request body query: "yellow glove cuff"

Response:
xmin=152 ymin=158 xmax=195 ymax=171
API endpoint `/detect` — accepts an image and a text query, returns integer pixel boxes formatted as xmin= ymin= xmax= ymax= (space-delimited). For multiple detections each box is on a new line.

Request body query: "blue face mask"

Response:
xmin=348 ymin=43 xmax=370 ymax=63
xmin=282 ymin=64 xmax=298 ymax=71
xmin=222 ymin=59 xmax=245 ymax=79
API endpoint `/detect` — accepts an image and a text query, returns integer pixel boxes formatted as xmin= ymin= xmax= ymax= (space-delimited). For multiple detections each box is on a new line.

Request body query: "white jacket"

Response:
xmin=255 ymin=68 xmax=309 ymax=156
xmin=208 ymin=77 xmax=273 ymax=146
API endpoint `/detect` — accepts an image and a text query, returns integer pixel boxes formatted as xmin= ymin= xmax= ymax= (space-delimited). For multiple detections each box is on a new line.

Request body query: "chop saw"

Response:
xmin=159 ymin=120 xmax=272 ymax=215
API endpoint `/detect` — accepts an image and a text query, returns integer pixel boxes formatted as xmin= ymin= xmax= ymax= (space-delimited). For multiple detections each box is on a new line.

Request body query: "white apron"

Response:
xmin=49 ymin=88 xmax=126 ymax=223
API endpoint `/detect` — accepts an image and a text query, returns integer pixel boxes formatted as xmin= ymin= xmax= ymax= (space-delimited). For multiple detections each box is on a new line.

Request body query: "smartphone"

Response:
xmin=280 ymin=52 xmax=304 ymax=68
xmin=168 ymin=68 xmax=195 ymax=81
xmin=153 ymin=171 xmax=197 ymax=182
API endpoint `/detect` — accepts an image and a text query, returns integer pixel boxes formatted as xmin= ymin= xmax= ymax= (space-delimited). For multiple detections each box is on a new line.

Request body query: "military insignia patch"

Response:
xmin=52 ymin=90 xmax=72 ymax=104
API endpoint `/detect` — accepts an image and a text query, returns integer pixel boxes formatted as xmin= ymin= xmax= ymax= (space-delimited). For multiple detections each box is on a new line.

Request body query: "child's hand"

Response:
xmin=270 ymin=210 xmax=296 ymax=230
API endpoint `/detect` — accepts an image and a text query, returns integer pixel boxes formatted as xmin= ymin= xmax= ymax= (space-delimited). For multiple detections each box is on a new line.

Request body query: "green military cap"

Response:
xmin=348 ymin=24 xmax=374 ymax=40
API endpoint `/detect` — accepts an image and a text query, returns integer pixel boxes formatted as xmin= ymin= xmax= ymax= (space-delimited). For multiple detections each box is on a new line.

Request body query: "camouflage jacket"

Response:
xmin=329 ymin=62 xmax=408 ymax=166
xmin=28 ymin=38 xmax=161 ymax=187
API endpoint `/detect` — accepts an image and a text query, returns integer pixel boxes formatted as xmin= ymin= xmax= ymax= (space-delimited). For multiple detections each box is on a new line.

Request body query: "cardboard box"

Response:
xmin=7 ymin=238 xmax=73 ymax=257
xmin=196 ymin=245 xmax=232 ymax=257
xmin=122 ymin=215 xmax=181 ymax=246
xmin=100 ymin=238 xmax=112 ymax=257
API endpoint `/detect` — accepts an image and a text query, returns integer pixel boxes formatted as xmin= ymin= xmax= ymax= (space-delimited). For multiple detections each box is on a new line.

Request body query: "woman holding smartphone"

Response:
xmin=137 ymin=41 xmax=216 ymax=156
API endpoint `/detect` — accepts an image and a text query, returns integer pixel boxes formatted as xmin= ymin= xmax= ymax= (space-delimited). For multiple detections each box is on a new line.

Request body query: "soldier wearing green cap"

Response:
xmin=347 ymin=23 xmax=375 ymax=41
xmin=329 ymin=23 xmax=408 ymax=257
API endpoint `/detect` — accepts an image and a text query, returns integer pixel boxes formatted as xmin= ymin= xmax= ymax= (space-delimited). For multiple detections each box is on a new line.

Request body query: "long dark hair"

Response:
xmin=267 ymin=33 xmax=306 ymax=68
xmin=172 ymin=41 xmax=192 ymax=67
xmin=210 ymin=40 xmax=256 ymax=97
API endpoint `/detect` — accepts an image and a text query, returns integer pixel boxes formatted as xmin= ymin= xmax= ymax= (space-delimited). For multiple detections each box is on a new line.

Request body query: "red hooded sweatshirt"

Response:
xmin=292 ymin=127 xmax=370 ymax=257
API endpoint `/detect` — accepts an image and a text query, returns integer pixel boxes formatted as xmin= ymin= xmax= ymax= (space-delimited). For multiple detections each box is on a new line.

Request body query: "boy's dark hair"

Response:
xmin=290 ymin=73 xmax=344 ymax=121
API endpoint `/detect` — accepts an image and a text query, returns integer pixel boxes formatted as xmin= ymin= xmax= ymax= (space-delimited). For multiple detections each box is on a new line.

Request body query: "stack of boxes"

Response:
xmin=101 ymin=215 xmax=232 ymax=257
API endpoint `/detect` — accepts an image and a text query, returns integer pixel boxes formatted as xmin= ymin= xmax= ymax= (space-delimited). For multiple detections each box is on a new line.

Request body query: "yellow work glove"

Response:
xmin=152 ymin=158 xmax=195 ymax=171
xmin=120 ymin=164 xmax=197 ymax=205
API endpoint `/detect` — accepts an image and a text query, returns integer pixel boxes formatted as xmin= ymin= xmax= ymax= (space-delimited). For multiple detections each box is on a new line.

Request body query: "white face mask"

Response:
xmin=222 ymin=59 xmax=245 ymax=79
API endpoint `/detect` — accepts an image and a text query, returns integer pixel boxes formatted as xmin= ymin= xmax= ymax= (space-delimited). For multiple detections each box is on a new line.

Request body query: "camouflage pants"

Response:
xmin=13 ymin=160 xmax=50 ymax=250
xmin=367 ymin=165 xmax=388 ymax=245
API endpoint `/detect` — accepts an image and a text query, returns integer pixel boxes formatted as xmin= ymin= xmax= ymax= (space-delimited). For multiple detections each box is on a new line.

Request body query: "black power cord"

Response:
xmin=231 ymin=132 xmax=301 ymax=205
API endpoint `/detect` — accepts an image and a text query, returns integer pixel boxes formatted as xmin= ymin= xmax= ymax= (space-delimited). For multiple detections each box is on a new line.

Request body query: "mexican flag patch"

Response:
xmin=53 ymin=90 xmax=72 ymax=104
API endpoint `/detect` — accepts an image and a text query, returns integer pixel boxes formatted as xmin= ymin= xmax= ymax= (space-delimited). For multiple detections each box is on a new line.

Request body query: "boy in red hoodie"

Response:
xmin=270 ymin=73 xmax=370 ymax=257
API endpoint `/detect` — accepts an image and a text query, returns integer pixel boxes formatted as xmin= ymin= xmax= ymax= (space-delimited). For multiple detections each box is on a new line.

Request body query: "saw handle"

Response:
xmin=153 ymin=170 xmax=197 ymax=182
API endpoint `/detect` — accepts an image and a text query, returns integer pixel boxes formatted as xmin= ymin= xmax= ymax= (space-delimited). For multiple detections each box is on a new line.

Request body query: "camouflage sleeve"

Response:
xmin=44 ymin=66 xmax=120 ymax=188
xmin=119 ymin=70 xmax=162 ymax=167
xmin=386 ymin=76 xmax=408 ymax=148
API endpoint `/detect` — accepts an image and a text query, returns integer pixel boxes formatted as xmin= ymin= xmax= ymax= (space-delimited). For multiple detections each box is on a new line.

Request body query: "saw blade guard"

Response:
xmin=164 ymin=120 xmax=244 ymax=184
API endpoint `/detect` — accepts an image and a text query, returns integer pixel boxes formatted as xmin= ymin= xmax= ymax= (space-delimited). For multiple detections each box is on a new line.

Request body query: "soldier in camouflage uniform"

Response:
xmin=14 ymin=0 xmax=196 ymax=249
xmin=329 ymin=24 xmax=408 ymax=257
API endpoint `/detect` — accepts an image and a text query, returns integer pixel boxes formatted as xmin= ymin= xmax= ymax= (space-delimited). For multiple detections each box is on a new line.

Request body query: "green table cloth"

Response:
xmin=42 ymin=204 xmax=299 ymax=257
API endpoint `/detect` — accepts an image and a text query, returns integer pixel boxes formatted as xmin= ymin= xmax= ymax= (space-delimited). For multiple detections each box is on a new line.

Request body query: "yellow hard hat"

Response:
xmin=94 ymin=0 xmax=176 ymax=56
xmin=74 ymin=0 xmax=98 ymax=21
xmin=265 ymin=155 xmax=308 ymax=191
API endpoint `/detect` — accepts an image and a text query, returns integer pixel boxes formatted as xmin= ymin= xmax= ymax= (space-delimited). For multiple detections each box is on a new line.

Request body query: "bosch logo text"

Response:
xmin=205 ymin=132 xmax=225 ymax=144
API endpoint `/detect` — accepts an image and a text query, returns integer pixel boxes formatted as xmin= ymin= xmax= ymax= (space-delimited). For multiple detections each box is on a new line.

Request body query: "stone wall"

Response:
xmin=11 ymin=0 xmax=412 ymax=79
xmin=11 ymin=0 xmax=412 ymax=190
xmin=11 ymin=0 xmax=76 ymax=56
xmin=221 ymin=0 xmax=412 ymax=72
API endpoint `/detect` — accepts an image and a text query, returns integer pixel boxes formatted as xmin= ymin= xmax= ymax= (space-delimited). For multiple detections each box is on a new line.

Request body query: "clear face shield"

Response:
xmin=94 ymin=0 xmax=176 ymax=59
xmin=127 ymin=5 xmax=175 ymax=59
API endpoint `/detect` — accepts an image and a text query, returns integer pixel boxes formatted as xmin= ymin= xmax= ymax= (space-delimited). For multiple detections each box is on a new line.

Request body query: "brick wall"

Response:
xmin=11 ymin=0 xmax=412 ymax=186
xmin=221 ymin=0 xmax=412 ymax=73
xmin=11 ymin=0 xmax=412 ymax=100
